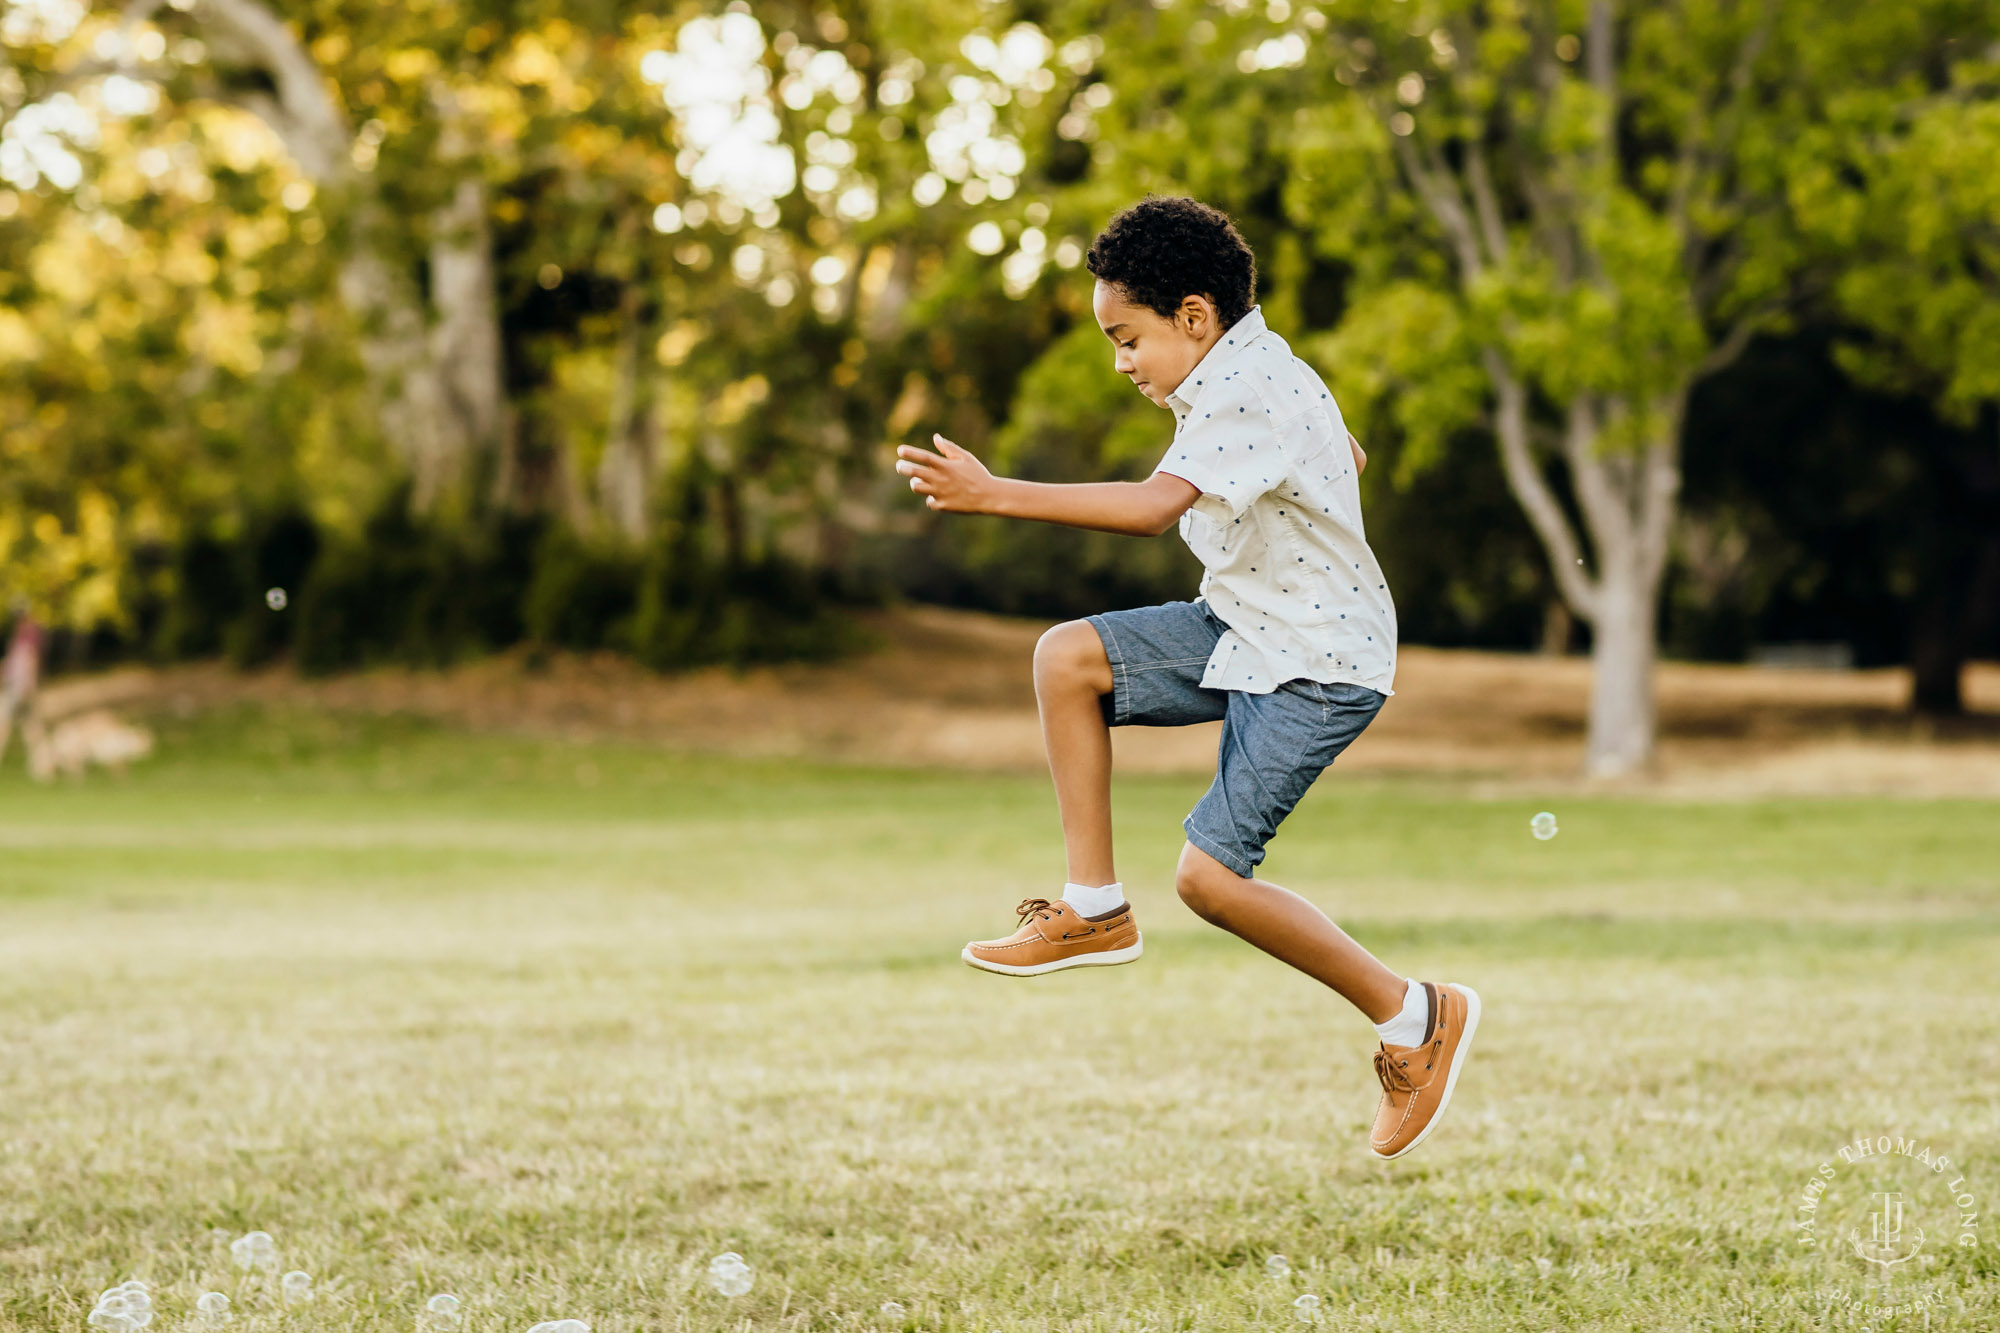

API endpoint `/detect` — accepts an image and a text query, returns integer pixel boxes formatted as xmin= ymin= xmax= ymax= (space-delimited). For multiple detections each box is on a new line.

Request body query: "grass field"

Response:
xmin=2 ymin=705 xmax=1997 ymax=1331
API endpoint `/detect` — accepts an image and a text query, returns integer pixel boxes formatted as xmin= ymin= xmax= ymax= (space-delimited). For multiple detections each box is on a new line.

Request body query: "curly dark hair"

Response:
xmin=1085 ymin=196 xmax=1258 ymax=331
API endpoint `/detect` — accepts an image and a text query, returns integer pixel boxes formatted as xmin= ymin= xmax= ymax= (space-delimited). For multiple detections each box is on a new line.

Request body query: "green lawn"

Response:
xmin=2 ymin=706 xmax=1996 ymax=1332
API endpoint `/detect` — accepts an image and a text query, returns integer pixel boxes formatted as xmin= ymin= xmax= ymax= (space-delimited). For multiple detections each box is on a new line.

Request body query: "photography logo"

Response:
xmin=1791 ymin=1134 xmax=1981 ymax=1325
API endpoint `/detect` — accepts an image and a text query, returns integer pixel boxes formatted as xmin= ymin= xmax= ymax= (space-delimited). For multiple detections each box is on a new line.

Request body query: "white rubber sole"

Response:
xmin=1372 ymin=982 xmax=1482 ymax=1160
xmin=961 ymin=935 xmax=1144 ymax=977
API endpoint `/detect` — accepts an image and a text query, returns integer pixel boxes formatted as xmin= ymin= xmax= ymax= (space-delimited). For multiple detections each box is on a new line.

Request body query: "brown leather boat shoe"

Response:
xmin=1367 ymin=980 xmax=1482 ymax=1159
xmin=961 ymin=897 xmax=1144 ymax=976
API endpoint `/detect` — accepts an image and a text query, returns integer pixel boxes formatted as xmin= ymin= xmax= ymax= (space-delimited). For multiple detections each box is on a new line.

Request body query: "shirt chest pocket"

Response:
xmin=1179 ymin=499 xmax=1239 ymax=563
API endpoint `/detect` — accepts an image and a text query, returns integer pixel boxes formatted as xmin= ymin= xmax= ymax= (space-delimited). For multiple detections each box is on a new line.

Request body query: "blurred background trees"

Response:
xmin=2 ymin=0 xmax=1996 ymax=773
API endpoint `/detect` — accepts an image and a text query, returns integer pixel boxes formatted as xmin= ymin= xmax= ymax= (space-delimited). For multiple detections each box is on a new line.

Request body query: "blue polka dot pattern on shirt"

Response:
xmin=1147 ymin=308 xmax=1391 ymax=697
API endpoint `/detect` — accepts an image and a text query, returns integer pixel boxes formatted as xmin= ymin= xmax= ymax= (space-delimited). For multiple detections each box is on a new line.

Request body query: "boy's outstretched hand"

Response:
xmin=895 ymin=434 xmax=995 ymax=513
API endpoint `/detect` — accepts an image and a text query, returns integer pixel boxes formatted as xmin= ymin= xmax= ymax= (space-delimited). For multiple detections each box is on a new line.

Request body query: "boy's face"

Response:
xmin=1092 ymin=280 xmax=1224 ymax=409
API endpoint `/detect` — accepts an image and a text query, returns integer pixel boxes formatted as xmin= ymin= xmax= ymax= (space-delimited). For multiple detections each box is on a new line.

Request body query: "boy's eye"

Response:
xmin=1119 ymin=340 xmax=1136 ymax=349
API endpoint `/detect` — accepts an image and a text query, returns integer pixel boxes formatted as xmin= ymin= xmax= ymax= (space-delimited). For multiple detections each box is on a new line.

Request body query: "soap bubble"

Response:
xmin=526 ymin=1322 xmax=590 ymax=1333
xmin=424 ymin=1294 xmax=463 ymax=1329
xmin=88 ymin=1288 xmax=154 ymax=1332
xmin=1265 ymin=1254 xmax=1289 ymax=1279
xmin=706 ymin=1252 xmax=753 ymax=1297
xmin=230 ymin=1231 xmax=278 ymax=1271
xmin=265 ymin=587 xmax=288 ymax=611
xmin=1292 ymin=1294 xmax=1320 ymax=1323
xmin=194 ymin=1293 xmax=231 ymax=1327
xmin=1530 ymin=811 xmax=1558 ymax=841
xmin=281 ymin=1271 xmax=313 ymax=1303
xmin=879 ymin=1301 xmax=907 ymax=1322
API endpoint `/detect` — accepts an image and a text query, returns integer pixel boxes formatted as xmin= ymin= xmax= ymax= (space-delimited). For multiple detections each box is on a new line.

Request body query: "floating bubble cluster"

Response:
xmin=1292 ymin=1294 xmax=1320 ymax=1323
xmin=424 ymin=1293 xmax=464 ymax=1329
xmin=88 ymin=1281 xmax=153 ymax=1331
xmin=879 ymin=1301 xmax=906 ymax=1322
xmin=525 ymin=1321 xmax=589 ymax=1333
xmin=193 ymin=1293 xmax=230 ymax=1328
xmin=706 ymin=1252 xmax=753 ymax=1297
xmin=1530 ymin=811 xmax=1559 ymax=841
xmin=229 ymin=1231 xmax=278 ymax=1272
xmin=280 ymin=1271 xmax=314 ymax=1304
xmin=265 ymin=587 xmax=288 ymax=611
xmin=1264 ymin=1254 xmax=1289 ymax=1279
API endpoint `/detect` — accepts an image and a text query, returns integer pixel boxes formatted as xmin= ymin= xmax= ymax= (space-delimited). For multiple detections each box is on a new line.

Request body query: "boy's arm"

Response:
xmin=895 ymin=434 xmax=1198 ymax=537
xmin=1348 ymin=431 xmax=1367 ymax=474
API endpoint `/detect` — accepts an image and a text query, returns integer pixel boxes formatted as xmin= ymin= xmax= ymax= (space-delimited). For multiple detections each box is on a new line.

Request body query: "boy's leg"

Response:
xmin=1177 ymin=679 xmax=1481 ymax=1158
xmin=1174 ymin=840 xmax=1407 ymax=1022
xmin=963 ymin=601 xmax=1226 ymax=977
xmin=1031 ymin=620 xmax=1117 ymax=887
xmin=1174 ymin=678 xmax=1402 ymax=1009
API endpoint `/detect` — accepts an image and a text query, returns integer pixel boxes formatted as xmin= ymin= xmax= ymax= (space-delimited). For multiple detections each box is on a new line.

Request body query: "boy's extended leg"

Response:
xmin=1175 ymin=840 xmax=1405 ymax=1019
xmin=1177 ymin=841 xmax=1481 ymax=1161
xmin=1032 ymin=620 xmax=1117 ymax=887
xmin=960 ymin=620 xmax=1141 ymax=976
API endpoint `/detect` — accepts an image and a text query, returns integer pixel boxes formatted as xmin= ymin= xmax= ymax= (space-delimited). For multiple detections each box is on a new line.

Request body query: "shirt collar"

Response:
xmin=1165 ymin=305 xmax=1268 ymax=417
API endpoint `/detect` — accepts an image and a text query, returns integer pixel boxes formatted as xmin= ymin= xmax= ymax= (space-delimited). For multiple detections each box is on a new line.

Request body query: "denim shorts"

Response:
xmin=1084 ymin=597 xmax=1387 ymax=878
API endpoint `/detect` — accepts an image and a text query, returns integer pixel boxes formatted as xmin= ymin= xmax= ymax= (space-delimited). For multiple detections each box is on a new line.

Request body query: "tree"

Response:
xmin=1789 ymin=46 xmax=2000 ymax=713
xmin=1009 ymin=0 xmax=1984 ymax=772
xmin=1275 ymin=0 xmax=1799 ymax=776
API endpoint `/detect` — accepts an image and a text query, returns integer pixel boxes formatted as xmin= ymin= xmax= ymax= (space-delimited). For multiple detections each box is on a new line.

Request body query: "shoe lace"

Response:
xmin=1015 ymin=897 xmax=1058 ymax=923
xmin=1372 ymin=1043 xmax=1430 ymax=1095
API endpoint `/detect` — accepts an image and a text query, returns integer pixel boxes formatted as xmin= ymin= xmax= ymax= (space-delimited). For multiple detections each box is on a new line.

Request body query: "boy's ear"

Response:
xmin=1178 ymin=293 xmax=1219 ymax=337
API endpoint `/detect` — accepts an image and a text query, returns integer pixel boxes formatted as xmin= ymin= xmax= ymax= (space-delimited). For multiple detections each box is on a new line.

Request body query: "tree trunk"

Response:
xmin=1586 ymin=543 xmax=1662 ymax=776
xmin=597 ymin=288 xmax=655 ymax=542
xmin=1487 ymin=368 xmax=1677 ymax=776
xmin=422 ymin=176 xmax=504 ymax=515
xmin=196 ymin=0 xmax=501 ymax=516
xmin=1540 ymin=599 xmax=1574 ymax=655
xmin=1909 ymin=532 xmax=2000 ymax=716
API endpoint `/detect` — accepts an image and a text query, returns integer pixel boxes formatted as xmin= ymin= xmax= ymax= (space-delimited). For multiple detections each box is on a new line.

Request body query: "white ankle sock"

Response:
xmin=1062 ymin=880 xmax=1125 ymax=918
xmin=1372 ymin=978 xmax=1429 ymax=1047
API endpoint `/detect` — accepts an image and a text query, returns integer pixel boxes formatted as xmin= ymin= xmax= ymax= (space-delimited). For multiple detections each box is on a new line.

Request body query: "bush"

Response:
xmin=152 ymin=509 xmax=320 ymax=667
xmin=521 ymin=528 xmax=642 ymax=652
xmin=136 ymin=483 xmax=873 ymax=677
xmin=291 ymin=502 xmax=546 ymax=674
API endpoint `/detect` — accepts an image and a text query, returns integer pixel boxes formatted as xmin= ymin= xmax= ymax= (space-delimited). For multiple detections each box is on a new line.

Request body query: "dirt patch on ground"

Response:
xmin=38 ymin=602 xmax=2000 ymax=795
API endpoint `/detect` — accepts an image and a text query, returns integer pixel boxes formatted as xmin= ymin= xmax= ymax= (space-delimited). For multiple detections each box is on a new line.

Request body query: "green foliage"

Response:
xmin=6 ymin=0 xmax=2000 ymax=681
xmin=290 ymin=501 xmax=542 ymax=674
xmin=522 ymin=528 xmax=643 ymax=653
xmin=152 ymin=510 xmax=321 ymax=667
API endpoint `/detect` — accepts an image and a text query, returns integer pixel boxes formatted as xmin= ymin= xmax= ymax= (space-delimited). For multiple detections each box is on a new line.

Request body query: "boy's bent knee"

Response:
xmin=1175 ymin=840 xmax=1245 ymax=920
xmin=1034 ymin=620 xmax=1113 ymax=695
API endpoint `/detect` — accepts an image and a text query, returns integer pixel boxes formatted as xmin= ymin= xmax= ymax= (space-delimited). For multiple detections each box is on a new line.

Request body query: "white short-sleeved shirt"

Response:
xmin=1151 ymin=305 xmax=1397 ymax=697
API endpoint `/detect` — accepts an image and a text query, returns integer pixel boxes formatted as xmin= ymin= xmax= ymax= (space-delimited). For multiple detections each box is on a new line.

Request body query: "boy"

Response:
xmin=892 ymin=197 xmax=1479 ymax=1159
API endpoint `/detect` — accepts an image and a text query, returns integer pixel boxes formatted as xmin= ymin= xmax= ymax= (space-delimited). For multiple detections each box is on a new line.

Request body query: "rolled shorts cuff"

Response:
xmin=1084 ymin=611 xmax=1134 ymax=727
xmin=1182 ymin=818 xmax=1256 ymax=878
